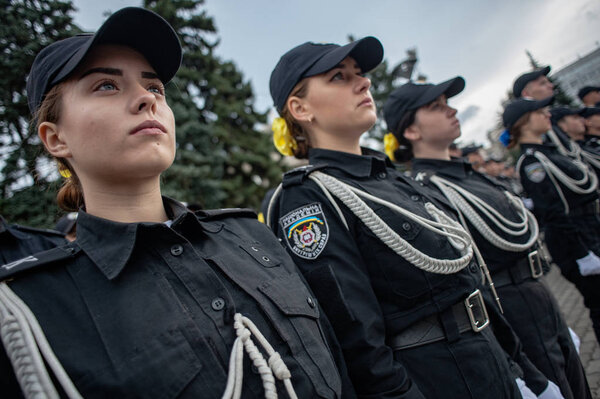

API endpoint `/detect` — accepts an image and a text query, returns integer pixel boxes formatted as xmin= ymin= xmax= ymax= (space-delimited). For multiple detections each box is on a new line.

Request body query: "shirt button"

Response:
xmin=402 ymin=222 xmax=412 ymax=231
xmin=211 ymin=297 xmax=225 ymax=311
xmin=411 ymin=195 xmax=420 ymax=201
xmin=307 ymin=297 xmax=316 ymax=308
xmin=170 ymin=244 xmax=184 ymax=256
xmin=376 ymin=172 xmax=387 ymax=180
xmin=469 ymin=263 xmax=479 ymax=273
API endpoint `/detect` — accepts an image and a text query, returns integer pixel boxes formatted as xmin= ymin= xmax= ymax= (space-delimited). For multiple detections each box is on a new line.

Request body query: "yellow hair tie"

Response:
xmin=272 ymin=117 xmax=297 ymax=156
xmin=383 ymin=132 xmax=399 ymax=162
xmin=59 ymin=168 xmax=72 ymax=179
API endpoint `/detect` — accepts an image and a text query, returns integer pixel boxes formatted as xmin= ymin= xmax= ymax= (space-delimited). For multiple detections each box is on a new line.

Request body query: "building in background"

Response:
xmin=551 ymin=45 xmax=600 ymax=104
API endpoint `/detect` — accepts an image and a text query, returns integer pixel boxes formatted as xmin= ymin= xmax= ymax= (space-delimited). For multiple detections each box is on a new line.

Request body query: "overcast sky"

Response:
xmin=72 ymin=0 xmax=600 ymax=145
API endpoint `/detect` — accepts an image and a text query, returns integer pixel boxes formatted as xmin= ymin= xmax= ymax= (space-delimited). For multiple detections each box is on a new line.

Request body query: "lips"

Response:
xmin=358 ymin=98 xmax=373 ymax=107
xmin=130 ymin=120 xmax=167 ymax=135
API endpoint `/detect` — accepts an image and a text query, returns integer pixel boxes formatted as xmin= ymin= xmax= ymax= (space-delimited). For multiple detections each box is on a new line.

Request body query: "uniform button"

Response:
xmin=402 ymin=222 xmax=412 ymax=231
xmin=410 ymin=195 xmax=420 ymax=201
xmin=469 ymin=263 xmax=479 ymax=273
xmin=307 ymin=297 xmax=316 ymax=308
xmin=211 ymin=297 xmax=225 ymax=311
xmin=170 ymin=244 xmax=184 ymax=256
xmin=250 ymin=246 xmax=259 ymax=251
xmin=376 ymin=172 xmax=387 ymax=180
xmin=262 ymin=256 xmax=270 ymax=262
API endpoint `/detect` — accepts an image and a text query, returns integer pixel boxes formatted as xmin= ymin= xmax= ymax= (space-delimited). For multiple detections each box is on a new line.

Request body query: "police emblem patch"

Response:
xmin=524 ymin=162 xmax=546 ymax=183
xmin=280 ymin=203 xmax=329 ymax=260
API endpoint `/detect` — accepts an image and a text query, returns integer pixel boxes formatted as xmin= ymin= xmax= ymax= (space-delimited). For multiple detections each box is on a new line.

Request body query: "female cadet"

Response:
xmin=0 ymin=7 xmax=354 ymax=399
xmin=264 ymin=37 xmax=531 ymax=399
xmin=382 ymin=77 xmax=590 ymax=399
xmin=502 ymin=97 xmax=600 ymax=347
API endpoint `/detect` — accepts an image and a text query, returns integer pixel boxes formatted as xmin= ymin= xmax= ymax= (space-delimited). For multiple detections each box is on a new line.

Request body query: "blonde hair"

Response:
xmin=281 ymin=80 xmax=311 ymax=159
xmin=34 ymin=84 xmax=84 ymax=212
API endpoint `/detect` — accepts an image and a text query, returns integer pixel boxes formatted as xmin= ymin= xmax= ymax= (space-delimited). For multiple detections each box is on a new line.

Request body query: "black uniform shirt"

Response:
xmin=270 ymin=148 xmax=483 ymax=398
xmin=582 ymin=135 xmax=600 ymax=152
xmin=411 ymin=158 xmax=534 ymax=273
xmin=0 ymin=198 xmax=348 ymax=399
xmin=0 ymin=216 xmax=65 ymax=264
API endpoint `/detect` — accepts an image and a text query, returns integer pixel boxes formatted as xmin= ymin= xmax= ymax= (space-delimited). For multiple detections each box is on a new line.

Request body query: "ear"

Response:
xmin=403 ymin=123 xmax=421 ymax=143
xmin=38 ymin=122 xmax=72 ymax=158
xmin=286 ymin=95 xmax=313 ymax=124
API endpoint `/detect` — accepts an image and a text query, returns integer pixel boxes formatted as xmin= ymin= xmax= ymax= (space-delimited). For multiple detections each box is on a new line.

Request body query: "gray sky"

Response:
xmin=72 ymin=0 xmax=600 ymax=145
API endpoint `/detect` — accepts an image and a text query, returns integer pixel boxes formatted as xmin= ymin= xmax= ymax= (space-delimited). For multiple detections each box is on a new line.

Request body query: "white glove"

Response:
xmin=537 ymin=380 xmax=564 ymax=399
xmin=515 ymin=378 xmax=537 ymax=399
xmin=568 ymin=327 xmax=580 ymax=354
xmin=576 ymin=251 xmax=600 ymax=276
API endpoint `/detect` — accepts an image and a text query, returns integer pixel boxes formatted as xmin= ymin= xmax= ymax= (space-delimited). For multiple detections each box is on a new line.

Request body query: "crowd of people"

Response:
xmin=1 ymin=6 xmax=600 ymax=399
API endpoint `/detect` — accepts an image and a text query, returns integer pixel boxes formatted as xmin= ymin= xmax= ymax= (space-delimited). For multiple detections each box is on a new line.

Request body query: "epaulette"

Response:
xmin=11 ymin=224 xmax=65 ymax=238
xmin=195 ymin=208 xmax=257 ymax=221
xmin=282 ymin=164 xmax=328 ymax=188
xmin=0 ymin=242 xmax=81 ymax=281
xmin=412 ymin=170 xmax=434 ymax=184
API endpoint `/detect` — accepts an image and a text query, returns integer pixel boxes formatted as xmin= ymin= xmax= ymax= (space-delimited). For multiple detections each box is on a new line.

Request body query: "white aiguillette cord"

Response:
xmin=0 ymin=282 xmax=83 ymax=399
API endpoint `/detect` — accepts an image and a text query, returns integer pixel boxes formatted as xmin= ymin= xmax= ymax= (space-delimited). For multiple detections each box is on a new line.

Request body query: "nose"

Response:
xmin=355 ymin=75 xmax=371 ymax=93
xmin=447 ymin=106 xmax=457 ymax=117
xmin=130 ymin=84 xmax=157 ymax=114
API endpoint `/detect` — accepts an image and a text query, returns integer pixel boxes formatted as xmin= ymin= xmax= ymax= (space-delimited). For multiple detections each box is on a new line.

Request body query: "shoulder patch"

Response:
xmin=0 ymin=243 xmax=81 ymax=281
xmin=195 ymin=208 xmax=257 ymax=220
xmin=524 ymin=162 xmax=546 ymax=183
xmin=279 ymin=203 xmax=329 ymax=260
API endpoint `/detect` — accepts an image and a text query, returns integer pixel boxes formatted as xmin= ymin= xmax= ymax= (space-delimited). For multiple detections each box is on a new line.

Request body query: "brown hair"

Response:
xmin=391 ymin=108 xmax=418 ymax=162
xmin=507 ymin=112 xmax=531 ymax=149
xmin=280 ymin=80 xmax=311 ymax=159
xmin=34 ymin=84 xmax=84 ymax=212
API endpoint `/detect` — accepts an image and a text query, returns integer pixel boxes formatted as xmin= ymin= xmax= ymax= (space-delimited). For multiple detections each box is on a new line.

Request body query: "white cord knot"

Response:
xmin=268 ymin=352 xmax=291 ymax=379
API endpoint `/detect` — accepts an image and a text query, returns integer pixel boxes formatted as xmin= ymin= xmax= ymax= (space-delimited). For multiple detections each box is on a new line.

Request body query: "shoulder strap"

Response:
xmin=0 ymin=243 xmax=81 ymax=282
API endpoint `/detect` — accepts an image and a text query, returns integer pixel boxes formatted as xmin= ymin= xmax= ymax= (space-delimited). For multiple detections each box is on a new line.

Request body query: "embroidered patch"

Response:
xmin=280 ymin=203 xmax=329 ymax=260
xmin=524 ymin=162 xmax=546 ymax=183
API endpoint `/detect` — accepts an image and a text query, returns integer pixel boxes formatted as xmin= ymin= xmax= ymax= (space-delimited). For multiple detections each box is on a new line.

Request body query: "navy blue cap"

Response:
xmin=512 ymin=66 xmax=551 ymax=98
xmin=383 ymin=76 xmax=465 ymax=133
xmin=27 ymin=7 xmax=182 ymax=114
xmin=581 ymin=107 xmax=600 ymax=118
xmin=269 ymin=36 xmax=383 ymax=112
xmin=502 ymin=96 xmax=554 ymax=129
xmin=460 ymin=144 xmax=482 ymax=156
xmin=578 ymin=86 xmax=600 ymax=101
xmin=550 ymin=106 xmax=584 ymax=125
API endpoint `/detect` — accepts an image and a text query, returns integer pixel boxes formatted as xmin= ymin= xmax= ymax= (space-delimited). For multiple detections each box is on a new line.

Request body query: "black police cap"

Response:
xmin=460 ymin=144 xmax=482 ymax=156
xmin=549 ymin=106 xmax=584 ymax=125
xmin=581 ymin=107 xmax=600 ymax=119
xmin=578 ymin=86 xmax=600 ymax=101
xmin=512 ymin=66 xmax=551 ymax=98
xmin=502 ymin=96 xmax=554 ymax=129
xmin=269 ymin=36 xmax=383 ymax=112
xmin=383 ymin=76 xmax=465 ymax=133
xmin=27 ymin=7 xmax=182 ymax=114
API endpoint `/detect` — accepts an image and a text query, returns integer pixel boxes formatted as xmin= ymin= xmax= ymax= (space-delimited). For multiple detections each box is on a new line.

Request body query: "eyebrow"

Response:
xmin=331 ymin=62 xmax=361 ymax=71
xmin=79 ymin=68 xmax=160 ymax=81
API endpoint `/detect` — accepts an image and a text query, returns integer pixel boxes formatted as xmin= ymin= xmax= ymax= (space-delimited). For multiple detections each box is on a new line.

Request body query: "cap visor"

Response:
xmin=413 ymin=76 xmax=465 ymax=109
xmin=304 ymin=36 xmax=383 ymax=77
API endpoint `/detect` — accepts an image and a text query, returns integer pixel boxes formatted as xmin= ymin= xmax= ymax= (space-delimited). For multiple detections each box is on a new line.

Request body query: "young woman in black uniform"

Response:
xmin=382 ymin=77 xmax=589 ymax=399
xmin=264 ymin=37 xmax=534 ymax=399
xmin=0 ymin=7 xmax=354 ymax=398
xmin=502 ymin=97 xmax=600 ymax=347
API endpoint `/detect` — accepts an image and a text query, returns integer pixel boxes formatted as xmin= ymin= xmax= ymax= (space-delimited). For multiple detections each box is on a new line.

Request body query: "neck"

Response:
xmin=308 ymin=128 xmax=362 ymax=155
xmin=412 ymin=142 xmax=451 ymax=160
xmin=79 ymin=177 xmax=168 ymax=223
xmin=588 ymin=129 xmax=600 ymax=137
xmin=519 ymin=128 xmax=544 ymax=145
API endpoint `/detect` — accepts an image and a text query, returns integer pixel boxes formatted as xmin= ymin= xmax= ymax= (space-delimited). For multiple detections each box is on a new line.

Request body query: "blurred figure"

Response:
xmin=448 ymin=141 xmax=462 ymax=158
xmin=578 ymin=86 xmax=600 ymax=107
xmin=513 ymin=66 xmax=554 ymax=100
xmin=550 ymin=107 xmax=586 ymax=142
xmin=461 ymin=144 xmax=485 ymax=172
xmin=54 ymin=212 xmax=77 ymax=242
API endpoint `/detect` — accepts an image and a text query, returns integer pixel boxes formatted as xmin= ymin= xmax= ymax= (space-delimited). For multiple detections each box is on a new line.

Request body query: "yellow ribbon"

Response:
xmin=383 ymin=132 xmax=399 ymax=162
xmin=272 ymin=117 xmax=297 ymax=156
xmin=59 ymin=168 xmax=72 ymax=179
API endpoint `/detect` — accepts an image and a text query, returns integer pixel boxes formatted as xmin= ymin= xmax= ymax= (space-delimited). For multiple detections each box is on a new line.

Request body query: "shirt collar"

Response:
xmin=0 ymin=216 xmax=28 ymax=239
xmin=76 ymin=197 xmax=193 ymax=280
xmin=412 ymin=157 xmax=473 ymax=179
xmin=307 ymin=147 xmax=394 ymax=178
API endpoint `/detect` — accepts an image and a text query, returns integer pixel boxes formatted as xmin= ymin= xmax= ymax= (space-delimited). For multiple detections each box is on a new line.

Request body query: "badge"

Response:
xmin=280 ymin=203 xmax=329 ymax=260
xmin=524 ymin=162 xmax=546 ymax=183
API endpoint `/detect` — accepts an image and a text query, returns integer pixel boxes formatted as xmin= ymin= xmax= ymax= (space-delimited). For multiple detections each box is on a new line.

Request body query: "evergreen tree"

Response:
xmin=0 ymin=0 xmax=81 ymax=227
xmin=145 ymin=0 xmax=284 ymax=210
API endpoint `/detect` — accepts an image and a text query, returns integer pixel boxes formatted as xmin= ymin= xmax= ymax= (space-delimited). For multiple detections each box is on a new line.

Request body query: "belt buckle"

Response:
xmin=464 ymin=289 xmax=489 ymax=332
xmin=528 ymin=250 xmax=543 ymax=279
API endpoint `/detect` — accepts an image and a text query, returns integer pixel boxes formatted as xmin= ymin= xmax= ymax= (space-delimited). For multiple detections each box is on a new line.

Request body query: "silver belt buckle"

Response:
xmin=528 ymin=250 xmax=543 ymax=279
xmin=464 ymin=289 xmax=490 ymax=332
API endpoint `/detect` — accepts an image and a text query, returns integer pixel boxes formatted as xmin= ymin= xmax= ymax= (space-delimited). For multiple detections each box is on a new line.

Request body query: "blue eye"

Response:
xmin=331 ymin=72 xmax=344 ymax=81
xmin=96 ymin=81 xmax=117 ymax=91
xmin=148 ymin=84 xmax=165 ymax=95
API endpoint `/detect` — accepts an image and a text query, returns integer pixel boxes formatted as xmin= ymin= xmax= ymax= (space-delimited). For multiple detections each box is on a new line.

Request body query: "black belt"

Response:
xmin=569 ymin=199 xmax=600 ymax=217
xmin=388 ymin=289 xmax=489 ymax=351
xmin=492 ymin=250 xmax=543 ymax=288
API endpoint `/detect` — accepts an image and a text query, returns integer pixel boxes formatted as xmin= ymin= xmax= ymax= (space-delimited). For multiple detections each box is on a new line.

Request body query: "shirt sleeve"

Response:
xmin=275 ymin=181 xmax=425 ymax=399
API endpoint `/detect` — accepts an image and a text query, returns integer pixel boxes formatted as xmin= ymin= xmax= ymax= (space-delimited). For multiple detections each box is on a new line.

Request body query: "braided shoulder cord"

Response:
xmin=429 ymin=175 xmax=539 ymax=252
xmin=0 ymin=282 xmax=83 ymax=399
xmin=308 ymin=171 xmax=473 ymax=274
xmin=581 ymin=149 xmax=600 ymax=170
xmin=546 ymin=129 xmax=581 ymax=159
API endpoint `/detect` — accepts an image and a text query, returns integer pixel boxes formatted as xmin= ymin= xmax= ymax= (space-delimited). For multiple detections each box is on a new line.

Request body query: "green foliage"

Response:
xmin=0 ymin=0 xmax=80 ymax=227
